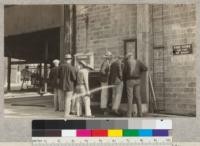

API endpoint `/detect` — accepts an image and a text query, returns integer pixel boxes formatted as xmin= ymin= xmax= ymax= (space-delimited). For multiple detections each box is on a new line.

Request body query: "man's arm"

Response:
xmin=48 ymin=69 xmax=53 ymax=81
xmin=57 ymin=66 xmax=61 ymax=85
xmin=139 ymin=61 xmax=148 ymax=72
xmin=118 ymin=62 xmax=123 ymax=81
xmin=82 ymin=69 xmax=90 ymax=94
xmin=71 ymin=67 xmax=77 ymax=82
xmin=123 ymin=60 xmax=128 ymax=80
xmin=100 ymin=61 xmax=108 ymax=75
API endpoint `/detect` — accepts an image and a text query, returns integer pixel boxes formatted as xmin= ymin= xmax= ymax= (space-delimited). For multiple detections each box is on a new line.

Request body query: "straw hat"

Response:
xmin=78 ymin=60 xmax=93 ymax=70
xmin=64 ymin=54 xmax=72 ymax=59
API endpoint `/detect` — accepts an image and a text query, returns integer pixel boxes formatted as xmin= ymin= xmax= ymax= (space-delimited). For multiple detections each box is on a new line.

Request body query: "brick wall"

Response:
xmin=76 ymin=4 xmax=196 ymax=115
xmin=152 ymin=4 xmax=196 ymax=115
xmin=76 ymin=5 xmax=137 ymax=69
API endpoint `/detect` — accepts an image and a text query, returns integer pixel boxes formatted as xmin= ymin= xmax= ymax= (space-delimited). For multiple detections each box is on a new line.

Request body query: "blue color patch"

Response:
xmin=139 ymin=130 xmax=153 ymax=136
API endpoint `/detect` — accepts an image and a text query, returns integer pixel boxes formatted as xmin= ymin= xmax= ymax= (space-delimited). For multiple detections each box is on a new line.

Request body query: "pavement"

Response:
xmin=4 ymin=90 xmax=188 ymax=118
xmin=5 ymin=103 xmax=173 ymax=119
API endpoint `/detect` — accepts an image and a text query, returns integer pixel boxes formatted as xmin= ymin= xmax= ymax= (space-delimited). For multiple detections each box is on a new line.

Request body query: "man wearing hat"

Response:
xmin=123 ymin=53 xmax=147 ymax=117
xmin=58 ymin=54 xmax=77 ymax=117
xmin=75 ymin=60 xmax=93 ymax=117
xmin=99 ymin=51 xmax=112 ymax=115
xmin=49 ymin=59 xmax=60 ymax=111
xmin=109 ymin=55 xmax=124 ymax=116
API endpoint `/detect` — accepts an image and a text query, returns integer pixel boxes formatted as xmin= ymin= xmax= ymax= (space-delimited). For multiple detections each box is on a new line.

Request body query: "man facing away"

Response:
xmin=58 ymin=54 xmax=77 ymax=117
xmin=99 ymin=51 xmax=112 ymax=115
xmin=75 ymin=60 xmax=92 ymax=117
xmin=49 ymin=59 xmax=60 ymax=111
xmin=123 ymin=53 xmax=147 ymax=117
xmin=109 ymin=55 xmax=124 ymax=116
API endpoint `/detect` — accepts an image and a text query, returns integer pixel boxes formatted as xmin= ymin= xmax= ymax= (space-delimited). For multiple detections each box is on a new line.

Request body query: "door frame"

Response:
xmin=121 ymin=38 xmax=149 ymax=113
xmin=121 ymin=38 xmax=137 ymax=104
xmin=123 ymin=39 xmax=137 ymax=59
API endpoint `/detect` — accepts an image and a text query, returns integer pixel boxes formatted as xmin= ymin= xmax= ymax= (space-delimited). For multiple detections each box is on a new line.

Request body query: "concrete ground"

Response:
xmin=4 ymin=90 xmax=186 ymax=118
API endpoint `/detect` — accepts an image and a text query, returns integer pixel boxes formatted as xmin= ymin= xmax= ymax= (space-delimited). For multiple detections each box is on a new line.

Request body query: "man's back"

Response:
xmin=124 ymin=58 xmax=147 ymax=80
xmin=109 ymin=59 xmax=122 ymax=85
xmin=100 ymin=60 xmax=110 ymax=82
xmin=49 ymin=66 xmax=59 ymax=88
xmin=58 ymin=63 xmax=76 ymax=91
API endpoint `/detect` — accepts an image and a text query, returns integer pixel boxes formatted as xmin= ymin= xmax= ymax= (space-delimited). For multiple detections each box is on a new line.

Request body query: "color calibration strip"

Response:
xmin=32 ymin=119 xmax=172 ymax=129
xmin=32 ymin=129 xmax=169 ymax=137
xmin=33 ymin=129 xmax=169 ymax=137
xmin=32 ymin=119 xmax=172 ymax=137
xmin=32 ymin=120 xmax=172 ymax=145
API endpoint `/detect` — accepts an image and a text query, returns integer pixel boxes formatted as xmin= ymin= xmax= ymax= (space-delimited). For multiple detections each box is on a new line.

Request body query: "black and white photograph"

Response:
xmin=4 ymin=4 xmax=196 ymax=118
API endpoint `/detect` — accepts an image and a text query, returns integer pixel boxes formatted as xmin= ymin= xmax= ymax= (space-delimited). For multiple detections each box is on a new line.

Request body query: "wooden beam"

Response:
xmin=60 ymin=5 xmax=65 ymax=63
xmin=61 ymin=5 xmax=77 ymax=64
xmin=44 ymin=42 xmax=48 ymax=93
xmin=71 ymin=5 xmax=77 ymax=65
xmin=64 ymin=5 xmax=71 ymax=55
xmin=7 ymin=57 xmax=11 ymax=91
xmin=11 ymin=61 xmax=43 ymax=65
xmin=38 ymin=63 xmax=42 ymax=92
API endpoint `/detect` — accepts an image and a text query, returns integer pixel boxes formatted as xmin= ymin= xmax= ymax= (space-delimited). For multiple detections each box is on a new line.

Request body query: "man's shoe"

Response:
xmin=85 ymin=115 xmax=95 ymax=118
xmin=70 ymin=111 xmax=76 ymax=115
xmin=112 ymin=110 xmax=122 ymax=116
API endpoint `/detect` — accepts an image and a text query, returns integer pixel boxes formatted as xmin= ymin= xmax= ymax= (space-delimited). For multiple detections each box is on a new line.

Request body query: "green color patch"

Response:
xmin=123 ymin=129 xmax=139 ymax=137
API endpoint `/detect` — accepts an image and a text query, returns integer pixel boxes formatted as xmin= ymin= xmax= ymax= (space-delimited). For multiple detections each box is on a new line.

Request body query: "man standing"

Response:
xmin=58 ymin=54 xmax=76 ymax=117
xmin=21 ymin=66 xmax=31 ymax=90
xmin=75 ymin=60 xmax=92 ymax=117
xmin=109 ymin=56 xmax=123 ymax=116
xmin=49 ymin=59 xmax=60 ymax=111
xmin=123 ymin=53 xmax=147 ymax=117
xmin=99 ymin=51 xmax=112 ymax=115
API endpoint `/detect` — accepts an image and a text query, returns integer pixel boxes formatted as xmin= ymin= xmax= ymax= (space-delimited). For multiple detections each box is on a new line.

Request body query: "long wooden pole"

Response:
xmin=149 ymin=73 xmax=157 ymax=111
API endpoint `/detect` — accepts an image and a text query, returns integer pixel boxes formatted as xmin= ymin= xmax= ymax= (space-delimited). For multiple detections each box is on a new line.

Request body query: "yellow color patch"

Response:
xmin=108 ymin=129 xmax=123 ymax=137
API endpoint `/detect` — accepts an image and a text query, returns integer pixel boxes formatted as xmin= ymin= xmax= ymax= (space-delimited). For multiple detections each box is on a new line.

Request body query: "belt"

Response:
xmin=126 ymin=77 xmax=140 ymax=80
xmin=77 ymin=83 xmax=85 ymax=85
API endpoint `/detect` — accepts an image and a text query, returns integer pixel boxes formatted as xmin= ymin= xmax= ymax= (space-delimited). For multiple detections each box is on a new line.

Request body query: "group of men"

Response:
xmin=49 ymin=54 xmax=92 ymax=118
xmin=49 ymin=51 xmax=147 ymax=118
xmin=99 ymin=51 xmax=147 ymax=117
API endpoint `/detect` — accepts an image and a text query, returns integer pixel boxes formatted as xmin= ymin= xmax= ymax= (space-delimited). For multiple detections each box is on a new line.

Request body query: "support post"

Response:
xmin=62 ymin=5 xmax=77 ymax=64
xmin=60 ymin=5 xmax=65 ymax=63
xmin=64 ymin=5 xmax=71 ymax=55
xmin=7 ymin=57 xmax=11 ymax=91
xmin=44 ymin=42 xmax=48 ymax=93
xmin=71 ymin=5 xmax=77 ymax=65
xmin=137 ymin=4 xmax=153 ymax=112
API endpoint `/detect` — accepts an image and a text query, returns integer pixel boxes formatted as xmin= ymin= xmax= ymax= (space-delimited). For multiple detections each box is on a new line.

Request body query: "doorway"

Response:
xmin=122 ymin=38 xmax=148 ymax=113
xmin=124 ymin=39 xmax=137 ymax=58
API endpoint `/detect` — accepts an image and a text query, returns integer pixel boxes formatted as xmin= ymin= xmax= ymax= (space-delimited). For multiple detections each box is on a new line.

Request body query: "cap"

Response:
xmin=53 ymin=59 xmax=60 ymax=64
xmin=103 ymin=51 xmax=112 ymax=58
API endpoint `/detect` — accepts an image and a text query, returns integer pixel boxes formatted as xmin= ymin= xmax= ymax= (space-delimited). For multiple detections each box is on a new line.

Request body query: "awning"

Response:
xmin=5 ymin=27 xmax=60 ymax=63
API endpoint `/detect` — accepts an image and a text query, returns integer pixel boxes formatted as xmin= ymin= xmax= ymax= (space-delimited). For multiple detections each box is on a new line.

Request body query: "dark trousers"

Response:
xmin=126 ymin=79 xmax=142 ymax=117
